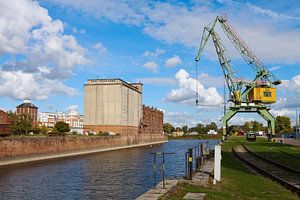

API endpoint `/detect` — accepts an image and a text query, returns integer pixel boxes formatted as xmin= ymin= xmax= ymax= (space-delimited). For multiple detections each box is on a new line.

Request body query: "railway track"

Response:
xmin=278 ymin=149 xmax=300 ymax=161
xmin=233 ymin=144 xmax=300 ymax=195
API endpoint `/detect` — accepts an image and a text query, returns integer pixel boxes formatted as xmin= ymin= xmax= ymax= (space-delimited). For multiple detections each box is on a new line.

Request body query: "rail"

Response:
xmin=233 ymin=145 xmax=300 ymax=195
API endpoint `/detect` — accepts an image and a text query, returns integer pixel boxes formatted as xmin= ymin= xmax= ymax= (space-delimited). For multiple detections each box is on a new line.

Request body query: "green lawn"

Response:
xmin=161 ymin=136 xmax=299 ymax=200
xmin=245 ymin=140 xmax=300 ymax=171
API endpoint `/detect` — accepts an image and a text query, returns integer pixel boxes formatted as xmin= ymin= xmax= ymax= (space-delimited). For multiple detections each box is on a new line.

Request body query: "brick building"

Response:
xmin=142 ymin=106 xmax=163 ymax=135
xmin=0 ymin=110 xmax=11 ymax=135
xmin=16 ymin=99 xmax=38 ymax=126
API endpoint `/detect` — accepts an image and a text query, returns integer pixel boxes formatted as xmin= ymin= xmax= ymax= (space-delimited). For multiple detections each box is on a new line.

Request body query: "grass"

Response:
xmin=168 ymin=134 xmax=222 ymax=140
xmin=245 ymin=139 xmax=300 ymax=171
xmin=161 ymin=136 xmax=299 ymax=200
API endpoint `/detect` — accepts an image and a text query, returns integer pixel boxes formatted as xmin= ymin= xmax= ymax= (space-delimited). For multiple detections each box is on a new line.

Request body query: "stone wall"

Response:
xmin=0 ymin=134 xmax=167 ymax=158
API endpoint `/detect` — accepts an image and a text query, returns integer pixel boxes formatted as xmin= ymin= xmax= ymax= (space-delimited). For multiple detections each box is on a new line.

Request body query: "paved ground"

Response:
xmin=275 ymin=138 xmax=300 ymax=146
xmin=137 ymin=157 xmax=214 ymax=200
xmin=135 ymin=180 xmax=179 ymax=200
xmin=183 ymin=192 xmax=206 ymax=200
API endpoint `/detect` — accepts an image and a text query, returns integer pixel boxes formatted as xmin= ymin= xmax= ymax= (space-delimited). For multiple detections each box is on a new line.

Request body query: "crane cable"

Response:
xmin=195 ymin=61 xmax=199 ymax=106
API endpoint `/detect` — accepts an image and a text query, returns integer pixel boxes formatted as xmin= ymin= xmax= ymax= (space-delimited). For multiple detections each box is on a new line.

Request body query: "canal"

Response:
xmin=0 ymin=139 xmax=219 ymax=200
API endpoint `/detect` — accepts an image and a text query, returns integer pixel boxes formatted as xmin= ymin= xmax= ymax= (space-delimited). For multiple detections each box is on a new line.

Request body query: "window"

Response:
xmin=263 ymin=91 xmax=271 ymax=97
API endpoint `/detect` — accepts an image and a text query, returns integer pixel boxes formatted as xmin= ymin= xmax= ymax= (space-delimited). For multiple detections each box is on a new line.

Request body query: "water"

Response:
xmin=0 ymin=139 xmax=219 ymax=200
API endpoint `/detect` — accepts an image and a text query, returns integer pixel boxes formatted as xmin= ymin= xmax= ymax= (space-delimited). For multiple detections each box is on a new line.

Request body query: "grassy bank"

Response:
xmin=168 ymin=134 xmax=222 ymax=140
xmin=245 ymin=139 xmax=300 ymax=171
xmin=161 ymin=136 xmax=299 ymax=200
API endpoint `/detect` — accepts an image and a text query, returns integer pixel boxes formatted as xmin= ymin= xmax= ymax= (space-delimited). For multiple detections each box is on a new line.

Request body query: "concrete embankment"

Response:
xmin=0 ymin=134 xmax=167 ymax=166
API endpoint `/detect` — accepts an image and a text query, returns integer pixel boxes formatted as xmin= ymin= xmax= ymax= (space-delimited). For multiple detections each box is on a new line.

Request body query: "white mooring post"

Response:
xmin=213 ymin=145 xmax=222 ymax=184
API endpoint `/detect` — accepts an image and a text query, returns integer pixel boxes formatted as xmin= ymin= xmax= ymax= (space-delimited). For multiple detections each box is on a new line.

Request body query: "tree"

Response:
xmin=163 ymin=123 xmax=175 ymax=134
xmin=182 ymin=125 xmax=188 ymax=133
xmin=9 ymin=112 xmax=32 ymax=135
xmin=54 ymin=121 xmax=70 ymax=132
xmin=276 ymin=116 xmax=292 ymax=134
xmin=206 ymin=122 xmax=218 ymax=131
xmin=40 ymin=125 xmax=48 ymax=134
xmin=196 ymin=123 xmax=205 ymax=134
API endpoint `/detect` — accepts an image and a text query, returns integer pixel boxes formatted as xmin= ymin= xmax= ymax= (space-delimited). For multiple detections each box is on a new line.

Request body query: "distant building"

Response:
xmin=142 ymin=106 xmax=163 ymax=135
xmin=16 ymin=99 xmax=38 ymax=126
xmin=0 ymin=110 xmax=11 ymax=135
xmin=83 ymin=79 xmax=143 ymax=135
xmin=39 ymin=111 xmax=84 ymax=134
xmin=207 ymin=130 xmax=218 ymax=135
xmin=171 ymin=131 xmax=184 ymax=137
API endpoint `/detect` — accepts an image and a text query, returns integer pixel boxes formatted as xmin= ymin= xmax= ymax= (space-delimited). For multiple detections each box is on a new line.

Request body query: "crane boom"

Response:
xmin=195 ymin=15 xmax=281 ymax=104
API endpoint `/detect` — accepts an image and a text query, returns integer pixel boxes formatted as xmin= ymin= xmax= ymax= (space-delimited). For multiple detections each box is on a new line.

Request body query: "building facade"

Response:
xmin=39 ymin=111 xmax=84 ymax=134
xmin=83 ymin=79 xmax=143 ymax=135
xmin=16 ymin=100 xmax=38 ymax=126
xmin=142 ymin=106 xmax=163 ymax=135
xmin=0 ymin=110 xmax=11 ymax=135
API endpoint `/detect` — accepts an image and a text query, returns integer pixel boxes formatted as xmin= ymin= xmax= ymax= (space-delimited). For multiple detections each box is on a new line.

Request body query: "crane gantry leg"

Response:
xmin=222 ymin=104 xmax=275 ymax=141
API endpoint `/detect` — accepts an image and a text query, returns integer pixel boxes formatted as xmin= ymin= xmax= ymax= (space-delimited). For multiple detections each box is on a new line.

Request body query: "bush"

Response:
xmin=71 ymin=130 xmax=78 ymax=135
xmin=54 ymin=121 xmax=70 ymax=133
xmin=98 ymin=131 xmax=110 ymax=136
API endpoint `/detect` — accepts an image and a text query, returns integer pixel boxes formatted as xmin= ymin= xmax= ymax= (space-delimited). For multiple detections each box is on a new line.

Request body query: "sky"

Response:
xmin=0 ymin=0 xmax=300 ymax=128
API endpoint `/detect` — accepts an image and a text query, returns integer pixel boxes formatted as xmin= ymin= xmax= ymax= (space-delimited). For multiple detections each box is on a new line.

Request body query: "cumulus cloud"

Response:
xmin=198 ymin=73 xmax=224 ymax=88
xmin=164 ymin=111 xmax=197 ymax=127
xmin=0 ymin=71 xmax=76 ymax=100
xmin=93 ymin=42 xmax=108 ymax=54
xmin=0 ymin=0 xmax=88 ymax=100
xmin=143 ymin=48 xmax=165 ymax=57
xmin=67 ymin=104 xmax=79 ymax=113
xmin=164 ymin=69 xmax=222 ymax=107
xmin=142 ymin=61 xmax=158 ymax=72
xmin=165 ymin=55 xmax=182 ymax=67
xmin=137 ymin=77 xmax=176 ymax=86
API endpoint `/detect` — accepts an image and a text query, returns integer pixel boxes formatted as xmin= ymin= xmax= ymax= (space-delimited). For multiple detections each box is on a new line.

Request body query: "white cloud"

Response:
xmin=164 ymin=111 xmax=197 ymax=127
xmin=49 ymin=0 xmax=145 ymax=25
xmin=67 ymin=105 xmax=79 ymax=113
xmin=198 ymin=73 xmax=224 ymax=88
xmin=0 ymin=0 xmax=88 ymax=100
xmin=93 ymin=42 xmax=108 ymax=54
xmin=138 ymin=77 xmax=176 ymax=86
xmin=47 ymin=1 xmax=300 ymax=64
xmin=247 ymin=3 xmax=300 ymax=21
xmin=142 ymin=61 xmax=158 ymax=72
xmin=164 ymin=69 xmax=222 ymax=107
xmin=165 ymin=55 xmax=182 ymax=67
xmin=142 ymin=48 xmax=165 ymax=57
xmin=0 ymin=71 xmax=76 ymax=100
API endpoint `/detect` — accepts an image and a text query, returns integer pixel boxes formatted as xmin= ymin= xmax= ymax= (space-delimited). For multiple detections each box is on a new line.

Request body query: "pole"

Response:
xmin=153 ymin=154 xmax=156 ymax=188
xmin=188 ymin=148 xmax=193 ymax=180
xmin=162 ymin=153 xmax=165 ymax=189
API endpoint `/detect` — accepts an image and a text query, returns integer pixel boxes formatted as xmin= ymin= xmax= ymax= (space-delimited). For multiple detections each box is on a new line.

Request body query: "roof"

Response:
xmin=16 ymin=103 xmax=38 ymax=109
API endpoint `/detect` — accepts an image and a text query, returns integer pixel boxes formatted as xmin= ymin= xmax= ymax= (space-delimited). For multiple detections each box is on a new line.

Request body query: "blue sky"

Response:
xmin=0 ymin=0 xmax=300 ymax=127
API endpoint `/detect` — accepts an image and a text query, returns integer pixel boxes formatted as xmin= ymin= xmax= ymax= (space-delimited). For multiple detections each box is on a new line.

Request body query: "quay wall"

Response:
xmin=0 ymin=134 xmax=167 ymax=158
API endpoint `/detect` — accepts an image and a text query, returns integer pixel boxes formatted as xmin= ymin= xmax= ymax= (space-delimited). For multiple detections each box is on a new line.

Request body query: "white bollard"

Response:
xmin=213 ymin=145 xmax=222 ymax=184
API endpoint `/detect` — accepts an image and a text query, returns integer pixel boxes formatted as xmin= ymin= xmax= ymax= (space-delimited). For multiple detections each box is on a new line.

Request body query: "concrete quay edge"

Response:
xmin=0 ymin=140 xmax=168 ymax=167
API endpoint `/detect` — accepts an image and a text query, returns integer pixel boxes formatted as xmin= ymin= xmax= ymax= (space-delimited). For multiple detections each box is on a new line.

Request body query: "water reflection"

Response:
xmin=0 ymin=139 xmax=219 ymax=200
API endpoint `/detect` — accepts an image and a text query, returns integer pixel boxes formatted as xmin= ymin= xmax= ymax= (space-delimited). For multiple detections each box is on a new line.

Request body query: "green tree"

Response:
xmin=276 ymin=116 xmax=292 ymax=134
xmin=40 ymin=125 xmax=48 ymax=134
xmin=163 ymin=123 xmax=175 ymax=134
xmin=196 ymin=123 xmax=205 ymax=134
xmin=54 ymin=121 xmax=70 ymax=132
xmin=182 ymin=125 xmax=188 ymax=133
xmin=9 ymin=112 xmax=32 ymax=135
xmin=206 ymin=122 xmax=218 ymax=131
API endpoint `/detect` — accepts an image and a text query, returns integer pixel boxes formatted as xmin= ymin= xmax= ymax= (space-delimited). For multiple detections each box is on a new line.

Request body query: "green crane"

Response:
xmin=195 ymin=15 xmax=281 ymax=140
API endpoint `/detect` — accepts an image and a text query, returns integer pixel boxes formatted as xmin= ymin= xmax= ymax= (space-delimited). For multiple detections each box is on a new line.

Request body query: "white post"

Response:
xmin=213 ymin=145 xmax=222 ymax=184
